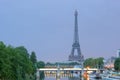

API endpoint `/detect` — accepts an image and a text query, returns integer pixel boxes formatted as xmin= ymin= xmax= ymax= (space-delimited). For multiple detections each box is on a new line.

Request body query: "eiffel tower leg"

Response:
xmin=77 ymin=48 xmax=81 ymax=56
xmin=69 ymin=48 xmax=75 ymax=61
xmin=71 ymin=48 xmax=74 ymax=56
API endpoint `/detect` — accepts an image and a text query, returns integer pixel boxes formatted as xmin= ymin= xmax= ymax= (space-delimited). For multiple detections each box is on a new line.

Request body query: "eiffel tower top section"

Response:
xmin=74 ymin=10 xmax=78 ymax=16
xmin=74 ymin=10 xmax=79 ymax=43
xmin=75 ymin=10 xmax=78 ymax=16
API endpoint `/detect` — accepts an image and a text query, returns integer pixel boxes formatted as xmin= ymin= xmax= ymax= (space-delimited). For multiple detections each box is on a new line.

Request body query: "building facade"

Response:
xmin=117 ymin=49 xmax=120 ymax=57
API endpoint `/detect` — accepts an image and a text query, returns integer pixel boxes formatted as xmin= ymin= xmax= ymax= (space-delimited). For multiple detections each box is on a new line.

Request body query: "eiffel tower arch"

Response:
xmin=68 ymin=10 xmax=84 ymax=62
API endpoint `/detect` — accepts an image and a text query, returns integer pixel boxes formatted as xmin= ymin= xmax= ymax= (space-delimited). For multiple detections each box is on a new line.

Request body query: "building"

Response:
xmin=117 ymin=49 xmax=120 ymax=57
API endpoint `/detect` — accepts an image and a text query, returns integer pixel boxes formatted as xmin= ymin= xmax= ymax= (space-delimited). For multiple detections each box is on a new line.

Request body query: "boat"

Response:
xmin=89 ymin=72 xmax=102 ymax=79
xmin=95 ymin=73 xmax=102 ymax=79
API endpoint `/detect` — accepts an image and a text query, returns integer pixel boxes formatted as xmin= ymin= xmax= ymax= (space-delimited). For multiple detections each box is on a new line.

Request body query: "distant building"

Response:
xmin=104 ymin=49 xmax=120 ymax=69
xmin=104 ymin=57 xmax=117 ymax=69
xmin=117 ymin=49 xmax=120 ymax=57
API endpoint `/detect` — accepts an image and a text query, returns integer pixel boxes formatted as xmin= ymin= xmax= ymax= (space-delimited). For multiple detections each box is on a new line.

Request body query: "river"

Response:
xmin=43 ymin=77 xmax=120 ymax=80
xmin=45 ymin=77 xmax=82 ymax=80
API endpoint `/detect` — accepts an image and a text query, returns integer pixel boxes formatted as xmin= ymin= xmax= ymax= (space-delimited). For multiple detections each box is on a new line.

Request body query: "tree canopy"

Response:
xmin=114 ymin=58 xmax=120 ymax=71
xmin=0 ymin=41 xmax=45 ymax=80
xmin=84 ymin=57 xmax=104 ymax=68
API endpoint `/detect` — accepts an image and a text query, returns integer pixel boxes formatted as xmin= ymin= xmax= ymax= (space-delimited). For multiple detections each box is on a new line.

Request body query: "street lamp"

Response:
xmin=79 ymin=55 xmax=84 ymax=80
xmin=35 ymin=63 xmax=40 ymax=80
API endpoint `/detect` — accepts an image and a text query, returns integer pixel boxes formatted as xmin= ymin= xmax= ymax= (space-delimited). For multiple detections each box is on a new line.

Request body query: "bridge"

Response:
xmin=36 ymin=67 xmax=103 ymax=80
xmin=39 ymin=68 xmax=99 ymax=71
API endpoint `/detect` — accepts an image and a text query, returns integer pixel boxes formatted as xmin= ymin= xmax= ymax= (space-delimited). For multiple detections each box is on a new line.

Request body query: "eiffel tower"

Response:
xmin=68 ymin=10 xmax=84 ymax=62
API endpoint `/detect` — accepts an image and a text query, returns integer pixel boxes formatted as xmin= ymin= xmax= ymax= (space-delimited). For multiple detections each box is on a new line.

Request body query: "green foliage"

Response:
xmin=30 ymin=51 xmax=37 ymax=65
xmin=84 ymin=57 xmax=104 ymax=68
xmin=37 ymin=61 xmax=45 ymax=68
xmin=114 ymin=58 xmax=120 ymax=71
xmin=30 ymin=51 xmax=37 ymax=79
xmin=0 ymin=41 xmax=35 ymax=80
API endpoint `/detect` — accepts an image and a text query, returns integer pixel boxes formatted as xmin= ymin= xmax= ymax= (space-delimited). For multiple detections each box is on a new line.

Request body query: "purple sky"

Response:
xmin=0 ymin=0 xmax=120 ymax=62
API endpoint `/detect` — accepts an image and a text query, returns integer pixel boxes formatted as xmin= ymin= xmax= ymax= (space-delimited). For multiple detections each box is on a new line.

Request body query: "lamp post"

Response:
xmin=103 ymin=59 xmax=106 ymax=74
xmin=36 ymin=69 xmax=40 ymax=80
xmin=79 ymin=55 xmax=84 ymax=80
xmin=35 ymin=63 xmax=40 ymax=80
xmin=81 ymin=61 xmax=84 ymax=80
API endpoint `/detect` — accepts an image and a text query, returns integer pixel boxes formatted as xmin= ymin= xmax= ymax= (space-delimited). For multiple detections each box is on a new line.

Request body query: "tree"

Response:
xmin=84 ymin=57 xmax=104 ymax=68
xmin=30 ymin=51 xmax=37 ymax=79
xmin=97 ymin=57 xmax=104 ymax=69
xmin=37 ymin=61 xmax=45 ymax=68
xmin=114 ymin=58 xmax=120 ymax=71
xmin=0 ymin=41 xmax=34 ymax=80
xmin=84 ymin=58 xmax=95 ymax=68
xmin=30 ymin=51 xmax=37 ymax=64
xmin=0 ymin=42 xmax=17 ymax=80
